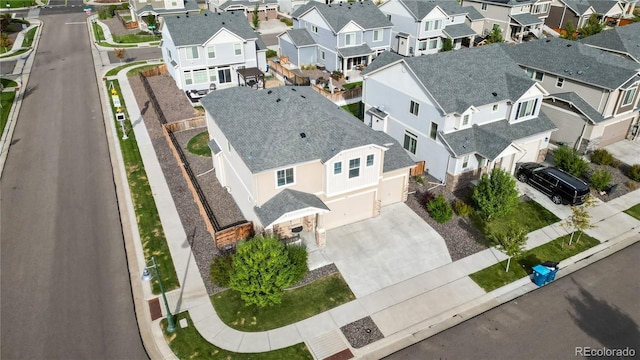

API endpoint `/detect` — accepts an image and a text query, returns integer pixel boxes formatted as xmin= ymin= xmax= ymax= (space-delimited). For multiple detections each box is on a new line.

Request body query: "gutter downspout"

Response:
xmin=576 ymin=122 xmax=588 ymax=152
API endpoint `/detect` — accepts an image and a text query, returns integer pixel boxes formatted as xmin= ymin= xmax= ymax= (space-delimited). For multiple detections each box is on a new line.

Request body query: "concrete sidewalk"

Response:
xmin=103 ymin=44 xmax=640 ymax=360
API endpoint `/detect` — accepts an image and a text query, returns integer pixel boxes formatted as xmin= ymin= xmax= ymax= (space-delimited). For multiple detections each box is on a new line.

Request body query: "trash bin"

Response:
xmin=542 ymin=261 xmax=559 ymax=282
xmin=532 ymin=264 xmax=551 ymax=286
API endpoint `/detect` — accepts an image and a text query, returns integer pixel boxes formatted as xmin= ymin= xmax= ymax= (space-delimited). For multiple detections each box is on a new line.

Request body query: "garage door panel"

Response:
xmin=380 ymin=176 xmax=405 ymax=206
xmin=600 ymin=118 xmax=632 ymax=147
xmin=323 ymin=192 xmax=375 ymax=230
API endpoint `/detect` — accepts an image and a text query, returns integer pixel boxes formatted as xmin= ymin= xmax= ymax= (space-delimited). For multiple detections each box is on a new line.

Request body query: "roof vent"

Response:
xmin=176 ymin=16 xmax=180 ymax=18
xmin=204 ymin=12 xmax=207 ymax=16
xmin=566 ymin=44 xmax=572 ymax=47
xmin=301 ymin=95 xmax=306 ymax=98
xmin=568 ymin=71 xmax=573 ymax=75
xmin=276 ymin=98 xmax=281 ymax=102
xmin=267 ymin=90 xmax=272 ymax=94
xmin=222 ymin=22 xmax=225 ymax=25
xmin=492 ymin=92 xmax=497 ymax=97
xmin=291 ymin=88 xmax=296 ymax=91
xmin=300 ymin=132 xmax=306 ymax=138
xmin=545 ymin=39 xmax=551 ymax=42
xmin=218 ymin=12 xmax=221 ymax=15
xmin=564 ymin=69 xmax=569 ymax=72
xmin=577 ymin=70 xmax=584 ymax=75
xmin=185 ymin=14 xmax=189 ymax=17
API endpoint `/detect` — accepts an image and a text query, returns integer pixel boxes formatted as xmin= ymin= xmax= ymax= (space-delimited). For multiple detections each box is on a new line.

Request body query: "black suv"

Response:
xmin=516 ymin=163 xmax=590 ymax=205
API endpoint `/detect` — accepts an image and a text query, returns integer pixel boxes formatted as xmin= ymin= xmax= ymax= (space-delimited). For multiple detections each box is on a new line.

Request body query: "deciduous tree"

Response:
xmin=489 ymin=222 xmax=527 ymax=272
xmin=472 ymin=168 xmax=520 ymax=221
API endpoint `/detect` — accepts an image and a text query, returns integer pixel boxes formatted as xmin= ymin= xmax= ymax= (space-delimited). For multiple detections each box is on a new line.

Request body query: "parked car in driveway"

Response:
xmin=516 ymin=163 xmax=590 ymax=205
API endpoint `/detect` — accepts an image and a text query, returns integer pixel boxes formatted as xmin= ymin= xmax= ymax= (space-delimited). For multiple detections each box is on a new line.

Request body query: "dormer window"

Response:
xmin=481 ymin=3 xmax=487 ymax=11
xmin=311 ymin=25 xmax=318 ymax=33
xmin=345 ymin=32 xmax=355 ymax=46
xmin=462 ymin=114 xmax=470 ymax=126
xmin=424 ymin=19 xmax=442 ymax=31
xmin=276 ymin=168 xmax=294 ymax=187
xmin=621 ymin=87 xmax=637 ymax=106
xmin=515 ymin=98 xmax=538 ymax=119
xmin=234 ymin=43 xmax=242 ymax=56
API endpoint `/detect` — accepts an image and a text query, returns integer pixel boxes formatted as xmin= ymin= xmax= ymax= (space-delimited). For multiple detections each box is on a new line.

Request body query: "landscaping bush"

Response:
xmin=589 ymin=149 xmax=613 ymax=165
xmin=414 ymin=175 xmax=425 ymax=186
xmin=286 ymin=244 xmax=308 ymax=285
xmin=422 ymin=190 xmax=436 ymax=205
xmin=611 ymin=159 xmax=622 ymax=168
xmin=453 ymin=199 xmax=473 ymax=217
xmin=426 ymin=194 xmax=453 ymax=223
xmin=590 ymin=169 xmax=611 ymax=191
xmin=628 ymin=164 xmax=640 ymax=182
xmin=280 ymin=17 xmax=293 ymax=26
xmin=266 ymin=49 xmax=277 ymax=58
xmin=210 ymin=253 xmax=234 ymax=287
xmin=472 ymin=168 xmax=520 ymax=221
xmin=626 ymin=181 xmax=638 ymax=190
xmin=554 ymin=145 xmax=588 ymax=177
xmin=97 ymin=7 xmax=112 ymax=19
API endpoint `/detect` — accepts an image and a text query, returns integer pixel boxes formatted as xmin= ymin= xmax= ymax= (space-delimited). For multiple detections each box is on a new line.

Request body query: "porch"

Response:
xmin=337 ymin=44 xmax=374 ymax=76
xmin=509 ymin=13 xmax=543 ymax=42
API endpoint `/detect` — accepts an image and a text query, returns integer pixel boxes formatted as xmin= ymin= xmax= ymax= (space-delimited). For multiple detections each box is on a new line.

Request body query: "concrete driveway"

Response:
xmin=604 ymin=140 xmax=640 ymax=166
xmin=322 ymin=203 xmax=452 ymax=298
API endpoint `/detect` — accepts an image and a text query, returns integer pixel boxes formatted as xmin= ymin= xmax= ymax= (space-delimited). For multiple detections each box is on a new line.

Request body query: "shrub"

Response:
xmin=626 ymin=181 xmax=638 ymax=190
xmin=590 ymin=169 xmax=611 ymax=191
xmin=590 ymin=149 xmax=613 ymax=165
xmin=554 ymin=145 xmax=588 ymax=177
xmin=422 ymin=190 xmax=436 ymax=205
xmin=286 ymin=244 xmax=308 ymax=285
xmin=426 ymin=194 xmax=453 ymax=223
xmin=472 ymin=168 xmax=520 ymax=221
xmin=628 ymin=164 xmax=640 ymax=182
xmin=611 ymin=159 xmax=622 ymax=168
xmin=210 ymin=254 xmax=234 ymax=287
xmin=97 ymin=7 xmax=112 ymax=19
xmin=414 ymin=175 xmax=425 ymax=186
xmin=266 ymin=49 xmax=277 ymax=58
xmin=280 ymin=17 xmax=293 ymax=26
xmin=453 ymin=199 xmax=473 ymax=217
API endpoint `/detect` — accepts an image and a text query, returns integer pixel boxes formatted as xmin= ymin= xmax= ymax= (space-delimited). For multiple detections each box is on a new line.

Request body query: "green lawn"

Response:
xmin=113 ymin=33 xmax=162 ymax=44
xmin=623 ymin=203 xmax=640 ymax=220
xmin=211 ymin=273 xmax=355 ymax=332
xmin=92 ymin=22 xmax=105 ymax=42
xmin=187 ymin=131 xmax=211 ymax=157
xmin=1 ymin=91 xmax=16 ymax=135
xmin=0 ymin=78 xmax=18 ymax=87
xmin=107 ymin=79 xmax=178 ymax=294
xmin=0 ymin=48 xmax=29 ymax=58
xmin=1 ymin=0 xmax=37 ymax=8
xmin=341 ymin=101 xmax=363 ymax=120
xmin=105 ymin=61 xmax=146 ymax=76
xmin=470 ymin=233 xmax=599 ymax=292
xmin=161 ymin=312 xmax=313 ymax=359
xmin=342 ymin=81 xmax=362 ymax=90
xmin=126 ymin=64 xmax=161 ymax=77
xmin=482 ymin=200 xmax=559 ymax=235
xmin=21 ymin=26 xmax=37 ymax=47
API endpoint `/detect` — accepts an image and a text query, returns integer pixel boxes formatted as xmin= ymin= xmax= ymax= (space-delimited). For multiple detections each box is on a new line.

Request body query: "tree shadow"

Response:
xmin=22 ymin=84 xmax=38 ymax=99
xmin=140 ymin=100 xmax=149 ymax=116
xmin=566 ymin=278 xmax=640 ymax=350
xmin=516 ymin=253 xmax=541 ymax=274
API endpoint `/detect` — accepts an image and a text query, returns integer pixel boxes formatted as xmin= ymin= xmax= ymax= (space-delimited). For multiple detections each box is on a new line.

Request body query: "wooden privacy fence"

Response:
xmin=163 ymin=116 xmax=205 ymax=132
xmin=214 ymin=222 xmax=254 ymax=249
xmin=410 ymin=161 xmax=426 ymax=177
xmin=268 ymin=59 xmax=310 ymax=86
xmin=310 ymin=83 xmax=361 ymax=104
xmin=139 ymin=65 xmax=167 ymax=77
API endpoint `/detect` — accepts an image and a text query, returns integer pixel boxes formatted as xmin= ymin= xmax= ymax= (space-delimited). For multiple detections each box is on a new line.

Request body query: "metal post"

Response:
xmin=149 ymin=257 xmax=176 ymax=332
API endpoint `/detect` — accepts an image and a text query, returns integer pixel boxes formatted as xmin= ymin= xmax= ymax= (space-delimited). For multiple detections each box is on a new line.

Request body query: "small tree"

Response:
xmin=472 ymin=168 xmax=520 ymax=221
xmin=590 ymin=169 xmax=611 ymax=191
xmin=562 ymin=20 xmax=577 ymax=40
xmin=578 ymin=14 xmax=604 ymax=38
xmin=489 ymin=222 xmax=527 ymax=272
xmin=252 ymin=5 xmax=260 ymax=29
xmin=487 ymin=25 xmax=504 ymax=44
xmin=229 ymin=235 xmax=296 ymax=307
xmin=562 ymin=195 xmax=597 ymax=246
xmin=114 ymin=48 xmax=127 ymax=63
xmin=553 ymin=145 xmax=588 ymax=177
xmin=426 ymin=194 xmax=453 ymax=223
xmin=441 ymin=38 xmax=454 ymax=52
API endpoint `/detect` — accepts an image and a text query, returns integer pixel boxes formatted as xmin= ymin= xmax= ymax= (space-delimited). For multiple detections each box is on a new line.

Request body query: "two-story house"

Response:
xmin=128 ymin=0 xmax=200 ymax=31
xmin=503 ymin=38 xmax=640 ymax=148
xmin=278 ymin=1 xmax=393 ymax=75
xmin=215 ymin=0 xmax=279 ymax=23
xmin=460 ymin=0 xmax=549 ymax=42
xmin=200 ymin=86 xmax=414 ymax=246
xmin=161 ymin=11 xmax=267 ymax=93
xmin=581 ymin=22 xmax=640 ymax=63
xmin=545 ymin=0 xmax=625 ymax=30
xmin=379 ymin=0 xmax=481 ymax=56
xmin=361 ymin=45 xmax=556 ymax=190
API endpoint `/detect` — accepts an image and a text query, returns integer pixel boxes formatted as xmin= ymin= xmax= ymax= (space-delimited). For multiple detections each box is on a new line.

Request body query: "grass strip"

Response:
xmin=106 ymin=79 xmax=178 ymax=293
xmin=1 ymin=91 xmax=16 ymax=135
xmin=113 ymin=33 xmax=162 ymax=44
xmin=1 ymin=0 xmax=36 ymax=8
xmin=21 ymin=26 xmax=37 ymax=47
xmin=0 ymin=78 xmax=18 ymax=87
xmin=342 ymin=81 xmax=362 ymax=90
xmin=211 ymin=273 xmax=355 ymax=332
xmin=470 ymin=233 xmax=599 ymax=292
xmin=106 ymin=61 xmax=146 ymax=77
xmin=623 ymin=203 xmax=640 ymax=220
xmin=341 ymin=102 xmax=363 ymax=120
xmin=162 ymin=312 xmax=313 ymax=359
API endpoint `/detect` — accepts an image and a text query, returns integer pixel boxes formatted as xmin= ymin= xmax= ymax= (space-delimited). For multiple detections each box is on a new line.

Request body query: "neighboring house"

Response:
xmin=278 ymin=1 xmax=393 ymax=74
xmin=503 ymin=38 xmax=640 ymax=148
xmin=128 ymin=0 xmax=200 ymax=31
xmin=361 ymin=45 xmax=556 ymax=190
xmin=215 ymin=0 xmax=279 ymax=23
xmin=460 ymin=0 xmax=548 ymax=42
xmin=581 ymin=21 xmax=640 ymax=62
xmin=545 ymin=0 xmax=624 ymax=29
xmin=200 ymin=86 xmax=414 ymax=245
xmin=161 ymin=11 xmax=267 ymax=92
xmin=379 ymin=0 xmax=481 ymax=56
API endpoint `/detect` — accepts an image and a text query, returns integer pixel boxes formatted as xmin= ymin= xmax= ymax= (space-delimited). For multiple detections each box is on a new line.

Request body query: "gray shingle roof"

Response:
xmin=586 ymin=0 xmax=619 ymax=14
xmin=283 ymin=28 xmax=316 ymax=46
xmin=581 ymin=22 xmax=640 ymax=63
xmin=208 ymin=138 xmax=222 ymax=155
xmin=461 ymin=6 xmax=484 ymax=21
xmin=466 ymin=0 xmax=536 ymax=6
xmin=502 ymin=38 xmax=640 ymax=90
xmin=562 ymin=0 xmax=592 ymax=15
xmin=254 ymin=189 xmax=329 ymax=228
xmin=440 ymin=113 xmax=557 ymax=159
xmin=200 ymin=86 xmax=415 ymax=173
xmin=393 ymin=0 xmax=439 ymax=20
xmin=292 ymin=1 xmax=392 ymax=33
xmin=134 ymin=0 xmax=199 ymax=15
xmin=545 ymin=92 xmax=606 ymax=123
xmin=443 ymin=23 xmax=477 ymax=39
xmin=510 ymin=12 xmax=543 ymax=26
xmin=162 ymin=11 xmax=265 ymax=49
xmin=337 ymin=43 xmax=373 ymax=57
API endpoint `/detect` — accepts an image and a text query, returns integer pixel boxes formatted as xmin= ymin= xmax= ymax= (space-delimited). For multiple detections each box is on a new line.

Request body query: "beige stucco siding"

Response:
xmin=322 ymin=190 xmax=376 ymax=229
xmin=379 ymin=172 xmax=406 ymax=206
xmin=254 ymin=160 xmax=324 ymax=207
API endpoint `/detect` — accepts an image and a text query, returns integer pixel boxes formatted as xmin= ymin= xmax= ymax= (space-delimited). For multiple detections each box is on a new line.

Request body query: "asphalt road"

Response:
xmin=1 ymin=7 xmax=148 ymax=360
xmin=386 ymin=242 xmax=640 ymax=360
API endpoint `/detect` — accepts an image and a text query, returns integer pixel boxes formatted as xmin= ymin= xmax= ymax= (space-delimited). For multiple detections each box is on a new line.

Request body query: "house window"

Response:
xmin=526 ymin=68 xmax=534 ymax=78
xmin=208 ymin=67 xmax=217 ymax=82
xmin=192 ymin=69 xmax=208 ymax=84
xmin=435 ymin=19 xmax=442 ymax=30
xmin=311 ymin=25 xmax=318 ymax=33
xmin=207 ymin=46 xmax=216 ymax=59
xmin=418 ymin=41 xmax=427 ymax=51
xmin=556 ymin=77 xmax=564 ymax=88
xmin=479 ymin=157 xmax=487 ymax=168
xmin=533 ymin=3 xmax=549 ymax=13
xmin=334 ymin=162 xmax=342 ymax=174
xmin=516 ymin=98 xmax=538 ymax=119
xmin=492 ymin=104 xmax=499 ymax=112
xmin=430 ymin=121 xmax=438 ymax=140
xmin=387 ymin=14 xmax=391 ymax=21
xmin=373 ymin=29 xmax=382 ymax=42
xmin=349 ymin=158 xmax=360 ymax=178
xmin=481 ymin=3 xmax=487 ymax=11
xmin=403 ymin=130 xmax=417 ymax=154
xmin=321 ymin=50 xmax=325 ymax=60
xmin=622 ymin=87 xmax=637 ymax=106
xmin=462 ymin=155 xmax=469 ymax=168
xmin=183 ymin=71 xmax=193 ymax=85
xmin=428 ymin=38 xmax=438 ymax=50
xmin=276 ymin=168 xmax=294 ymax=186
xmin=234 ymin=43 xmax=243 ymax=56
xmin=218 ymin=68 xmax=232 ymax=83
xmin=535 ymin=72 xmax=544 ymax=81
xmin=409 ymin=100 xmax=420 ymax=116
xmin=345 ymin=32 xmax=355 ymax=46
xmin=366 ymin=154 xmax=374 ymax=167
xmin=186 ymin=46 xmax=199 ymax=60
xmin=462 ymin=114 xmax=470 ymax=126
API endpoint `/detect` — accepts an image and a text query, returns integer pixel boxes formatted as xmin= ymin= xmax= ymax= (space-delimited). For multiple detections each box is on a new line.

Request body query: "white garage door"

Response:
xmin=518 ymin=139 xmax=541 ymax=164
xmin=379 ymin=176 xmax=405 ymax=206
xmin=323 ymin=191 xmax=375 ymax=230
xmin=600 ymin=118 xmax=632 ymax=147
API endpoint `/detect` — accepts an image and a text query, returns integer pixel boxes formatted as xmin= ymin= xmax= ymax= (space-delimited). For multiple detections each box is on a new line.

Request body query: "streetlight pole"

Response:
xmin=141 ymin=257 xmax=176 ymax=333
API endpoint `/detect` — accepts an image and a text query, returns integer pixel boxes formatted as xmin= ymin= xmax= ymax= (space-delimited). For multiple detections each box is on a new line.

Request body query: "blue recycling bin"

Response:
xmin=532 ymin=264 xmax=551 ymax=286
xmin=547 ymin=268 xmax=559 ymax=282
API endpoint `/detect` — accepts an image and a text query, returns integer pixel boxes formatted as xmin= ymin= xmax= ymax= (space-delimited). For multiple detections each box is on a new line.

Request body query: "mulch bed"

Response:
xmin=340 ymin=317 xmax=384 ymax=349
